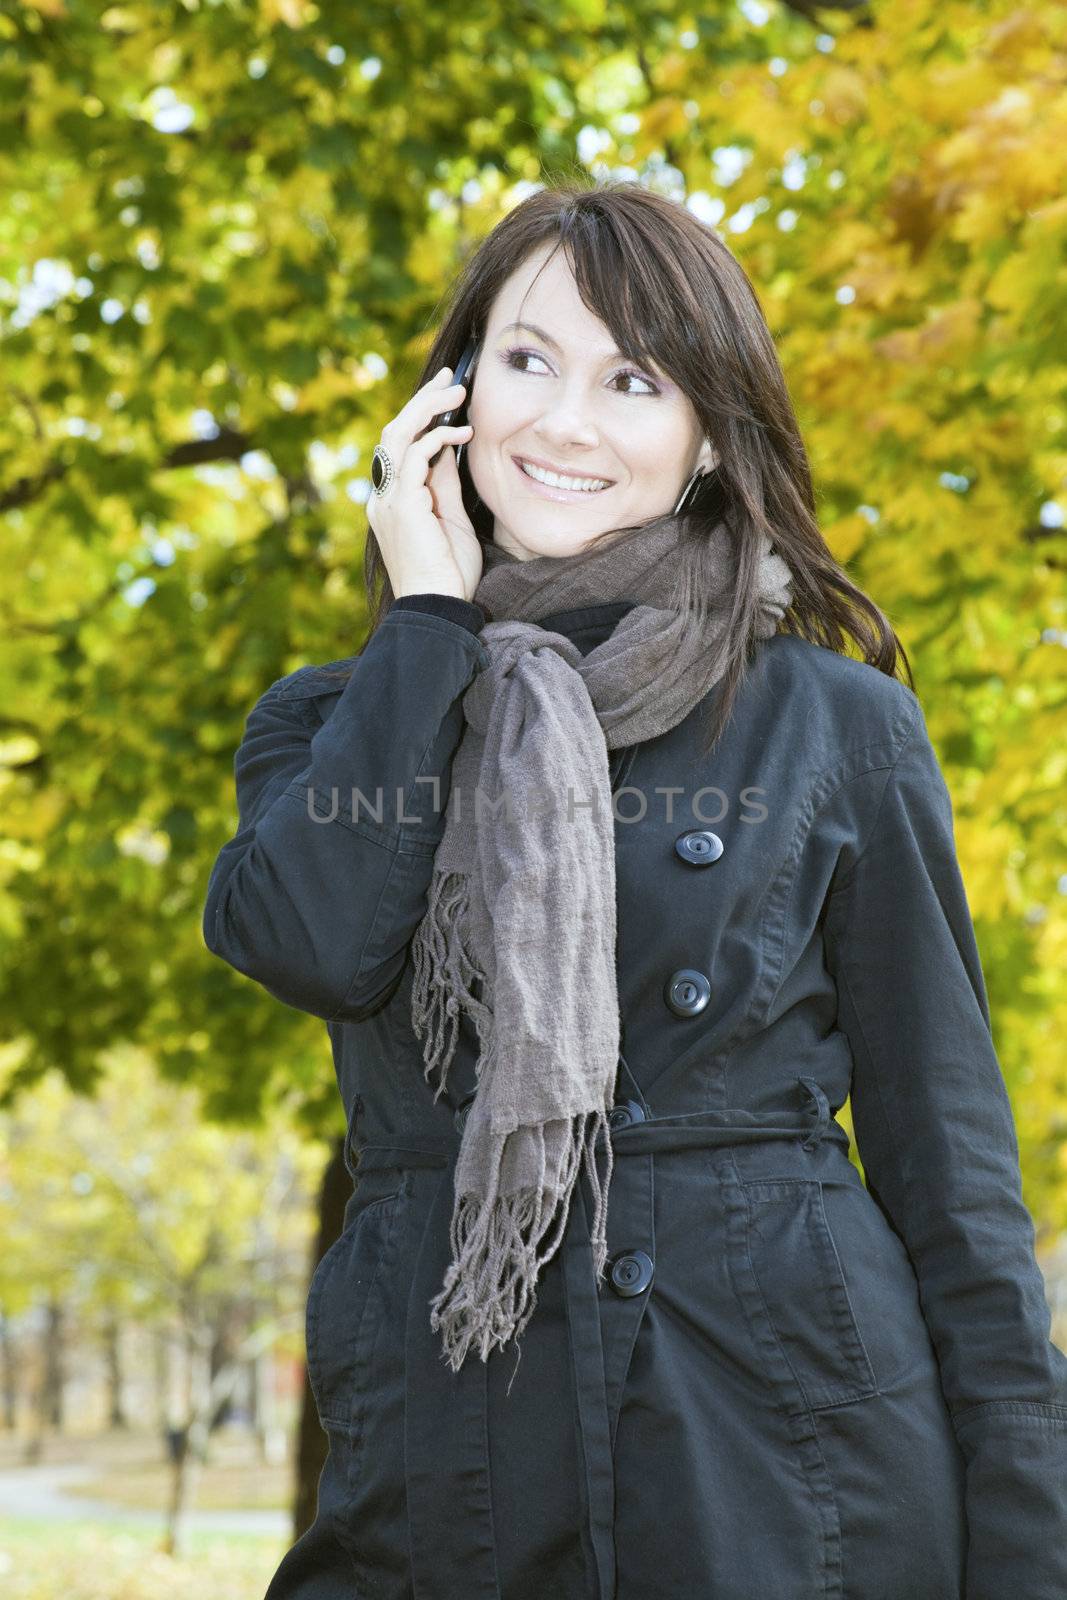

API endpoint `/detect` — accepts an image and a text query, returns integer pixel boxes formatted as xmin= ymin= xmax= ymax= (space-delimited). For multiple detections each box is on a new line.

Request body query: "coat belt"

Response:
xmin=353 ymin=1075 xmax=847 ymax=1600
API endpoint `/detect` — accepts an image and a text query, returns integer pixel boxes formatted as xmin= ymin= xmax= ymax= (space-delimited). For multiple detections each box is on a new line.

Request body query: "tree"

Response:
xmin=0 ymin=1044 xmax=325 ymax=1552
xmin=2 ymin=0 xmax=1064 ymax=1531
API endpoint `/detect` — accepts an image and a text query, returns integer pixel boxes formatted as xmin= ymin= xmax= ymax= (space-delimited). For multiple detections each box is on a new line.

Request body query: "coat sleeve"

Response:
xmin=389 ymin=592 xmax=487 ymax=632
xmin=821 ymin=692 xmax=1067 ymax=1600
xmin=202 ymin=606 xmax=489 ymax=1023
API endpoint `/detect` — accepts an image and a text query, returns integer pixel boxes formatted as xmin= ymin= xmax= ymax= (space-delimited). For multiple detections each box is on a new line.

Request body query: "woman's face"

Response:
xmin=465 ymin=242 xmax=718 ymax=562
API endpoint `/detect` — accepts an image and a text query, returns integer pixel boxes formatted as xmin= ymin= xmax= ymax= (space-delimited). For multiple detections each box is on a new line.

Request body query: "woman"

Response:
xmin=202 ymin=181 xmax=1067 ymax=1599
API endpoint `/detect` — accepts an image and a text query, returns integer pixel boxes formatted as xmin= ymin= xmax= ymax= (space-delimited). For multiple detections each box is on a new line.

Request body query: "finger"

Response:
xmin=416 ymin=381 xmax=466 ymax=439
xmin=399 ymin=422 xmax=473 ymax=478
xmin=430 ymin=431 xmax=464 ymax=475
xmin=428 ymin=443 xmax=462 ymax=509
xmin=372 ymin=421 xmax=470 ymax=509
xmin=426 ymin=441 xmax=453 ymax=508
xmin=388 ymin=376 xmax=466 ymax=446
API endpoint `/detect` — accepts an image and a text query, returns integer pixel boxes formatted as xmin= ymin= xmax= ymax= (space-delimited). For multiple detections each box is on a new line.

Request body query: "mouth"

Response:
xmin=512 ymin=455 xmax=615 ymax=503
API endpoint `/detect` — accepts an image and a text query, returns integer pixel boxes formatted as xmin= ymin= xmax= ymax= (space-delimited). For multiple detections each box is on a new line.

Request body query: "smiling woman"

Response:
xmin=203 ymin=177 xmax=1067 ymax=1600
xmin=353 ymin=177 xmax=908 ymax=756
xmin=468 ymin=285 xmax=709 ymax=534
xmin=467 ymin=256 xmax=719 ymax=546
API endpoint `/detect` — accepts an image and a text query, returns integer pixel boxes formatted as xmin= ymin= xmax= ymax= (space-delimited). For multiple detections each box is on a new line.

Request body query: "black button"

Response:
xmin=664 ymin=969 xmax=712 ymax=1017
xmin=674 ymin=829 xmax=724 ymax=866
xmin=608 ymin=1100 xmax=646 ymax=1130
xmin=609 ymin=1250 xmax=654 ymax=1297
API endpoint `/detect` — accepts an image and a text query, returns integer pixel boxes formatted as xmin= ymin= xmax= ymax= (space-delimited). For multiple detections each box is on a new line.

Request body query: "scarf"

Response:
xmin=409 ymin=509 xmax=794 ymax=1377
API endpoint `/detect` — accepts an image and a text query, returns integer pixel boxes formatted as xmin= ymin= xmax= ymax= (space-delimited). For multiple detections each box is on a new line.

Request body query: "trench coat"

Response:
xmin=202 ymin=590 xmax=1067 ymax=1600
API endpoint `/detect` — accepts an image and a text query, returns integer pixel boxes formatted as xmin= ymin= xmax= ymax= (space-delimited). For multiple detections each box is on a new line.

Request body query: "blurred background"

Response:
xmin=2 ymin=0 xmax=1066 ymax=1593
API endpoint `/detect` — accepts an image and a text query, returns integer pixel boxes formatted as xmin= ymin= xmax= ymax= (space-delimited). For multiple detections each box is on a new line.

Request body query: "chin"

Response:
xmin=502 ymin=524 xmax=613 ymax=560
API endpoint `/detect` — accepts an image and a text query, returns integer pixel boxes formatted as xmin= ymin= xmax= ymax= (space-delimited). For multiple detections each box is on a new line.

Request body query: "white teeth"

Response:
xmin=519 ymin=459 xmax=611 ymax=492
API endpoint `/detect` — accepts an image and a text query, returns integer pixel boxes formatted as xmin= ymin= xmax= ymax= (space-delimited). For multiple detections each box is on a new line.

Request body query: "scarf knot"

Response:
xmin=461 ymin=619 xmax=586 ymax=737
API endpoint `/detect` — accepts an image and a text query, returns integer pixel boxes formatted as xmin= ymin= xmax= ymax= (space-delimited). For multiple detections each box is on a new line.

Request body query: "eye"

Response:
xmin=501 ymin=347 xmax=551 ymax=377
xmin=610 ymin=368 xmax=660 ymax=397
xmin=499 ymin=346 xmax=661 ymax=397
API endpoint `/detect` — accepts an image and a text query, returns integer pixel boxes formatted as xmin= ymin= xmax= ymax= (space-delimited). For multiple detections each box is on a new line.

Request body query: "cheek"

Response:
xmin=468 ymin=370 xmax=521 ymax=436
xmin=617 ymin=416 xmax=688 ymax=475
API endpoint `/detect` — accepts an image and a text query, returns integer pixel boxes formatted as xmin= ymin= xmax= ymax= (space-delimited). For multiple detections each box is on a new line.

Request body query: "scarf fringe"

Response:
xmin=428 ymin=1104 xmax=615 ymax=1386
xmin=410 ymin=867 xmax=495 ymax=1100
xmin=411 ymin=864 xmax=617 ymax=1386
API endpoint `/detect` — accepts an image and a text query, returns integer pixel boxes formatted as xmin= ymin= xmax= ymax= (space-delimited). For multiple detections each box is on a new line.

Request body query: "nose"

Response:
xmin=533 ymin=401 xmax=602 ymax=453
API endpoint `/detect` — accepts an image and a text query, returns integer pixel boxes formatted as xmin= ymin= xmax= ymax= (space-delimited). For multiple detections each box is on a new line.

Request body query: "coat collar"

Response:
xmin=535 ymin=600 xmax=636 ymax=654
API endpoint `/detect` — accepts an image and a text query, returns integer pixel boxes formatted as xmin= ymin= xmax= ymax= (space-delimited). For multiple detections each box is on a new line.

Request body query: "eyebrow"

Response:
xmin=496 ymin=319 xmax=632 ymax=363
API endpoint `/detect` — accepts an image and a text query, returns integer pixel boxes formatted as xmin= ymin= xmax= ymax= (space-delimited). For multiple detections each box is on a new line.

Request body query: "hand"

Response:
xmin=366 ymin=366 xmax=484 ymax=602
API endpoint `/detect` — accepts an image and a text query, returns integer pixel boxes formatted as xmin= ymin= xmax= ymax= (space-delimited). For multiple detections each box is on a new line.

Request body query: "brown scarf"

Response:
xmin=410 ymin=510 xmax=794 ymax=1377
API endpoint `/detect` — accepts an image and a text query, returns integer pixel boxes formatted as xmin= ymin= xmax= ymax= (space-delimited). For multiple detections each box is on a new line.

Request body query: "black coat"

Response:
xmin=203 ymin=593 xmax=1067 ymax=1600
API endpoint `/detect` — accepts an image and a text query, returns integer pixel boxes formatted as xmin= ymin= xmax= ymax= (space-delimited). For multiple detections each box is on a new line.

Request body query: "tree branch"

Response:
xmin=0 ymin=428 xmax=256 ymax=516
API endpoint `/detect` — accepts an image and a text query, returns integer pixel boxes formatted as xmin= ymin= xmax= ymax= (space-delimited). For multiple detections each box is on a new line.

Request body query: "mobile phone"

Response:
xmin=429 ymin=337 xmax=480 ymax=468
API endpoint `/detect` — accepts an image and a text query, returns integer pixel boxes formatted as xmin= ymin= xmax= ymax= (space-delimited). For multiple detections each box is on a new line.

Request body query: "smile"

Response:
xmin=512 ymin=456 xmax=614 ymax=499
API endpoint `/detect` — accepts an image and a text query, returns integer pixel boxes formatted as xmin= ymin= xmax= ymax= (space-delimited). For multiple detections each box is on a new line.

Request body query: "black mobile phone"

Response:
xmin=429 ymin=337 xmax=480 ymax=467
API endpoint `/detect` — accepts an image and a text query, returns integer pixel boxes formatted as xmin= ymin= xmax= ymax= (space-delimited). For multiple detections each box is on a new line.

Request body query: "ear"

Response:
xmin=696 ymin=438 xmax=719 ymax=475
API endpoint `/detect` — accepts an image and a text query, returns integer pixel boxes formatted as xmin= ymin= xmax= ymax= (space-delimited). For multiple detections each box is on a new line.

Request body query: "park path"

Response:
xmin=0 ymin=1461 xmax=289 ymax=1535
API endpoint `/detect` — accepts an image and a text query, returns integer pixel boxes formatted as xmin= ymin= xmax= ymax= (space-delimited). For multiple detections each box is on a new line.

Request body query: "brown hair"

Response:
xmin=333 ymin=175 xmax=912 ymax=756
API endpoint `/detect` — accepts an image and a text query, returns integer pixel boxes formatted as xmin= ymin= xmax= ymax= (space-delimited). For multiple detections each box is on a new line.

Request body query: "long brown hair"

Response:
xmin=336 ymin=176 xmax=912 ymax=757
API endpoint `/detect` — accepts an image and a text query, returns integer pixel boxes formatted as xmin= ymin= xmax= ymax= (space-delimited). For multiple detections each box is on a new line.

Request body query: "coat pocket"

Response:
xmin=734 ymin=1177 xmax=879 ymax=1413
xmin=304 ymin=1180 xmax=408 ymax=1431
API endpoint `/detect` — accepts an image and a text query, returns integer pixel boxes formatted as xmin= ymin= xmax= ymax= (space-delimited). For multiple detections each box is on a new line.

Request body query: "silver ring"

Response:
xmin=371 ymin=444 xmax=395 ymax=496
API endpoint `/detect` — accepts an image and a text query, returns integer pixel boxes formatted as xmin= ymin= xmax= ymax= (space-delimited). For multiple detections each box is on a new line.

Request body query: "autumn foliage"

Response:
xmin=1 ymin=0 xmax=1064 ymax=1229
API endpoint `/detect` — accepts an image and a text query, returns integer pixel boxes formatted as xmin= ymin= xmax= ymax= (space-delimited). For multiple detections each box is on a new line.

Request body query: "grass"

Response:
xmin=0 ymin=1521 xmax=289 ymax=1600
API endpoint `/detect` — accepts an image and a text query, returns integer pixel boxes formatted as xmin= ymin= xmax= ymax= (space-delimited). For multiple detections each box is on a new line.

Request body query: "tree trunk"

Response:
xmin=42 ymin=1295 xmax=64 ymax=1430
xmin=209 ymin=1314 xmax=238 ymax=1432
xmin=152 ymin=1324 xmax=169 ymax=1432
xmin=0 ymin=1309 xmax=17 ymax=1432
xmin=252 ymin=1345 xmax=286 ymax=1465
xmin=103 ymin=1312 xmax=128 ymax=1429
xmin=162 ymin=1323 xmax=212 ymax=1558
